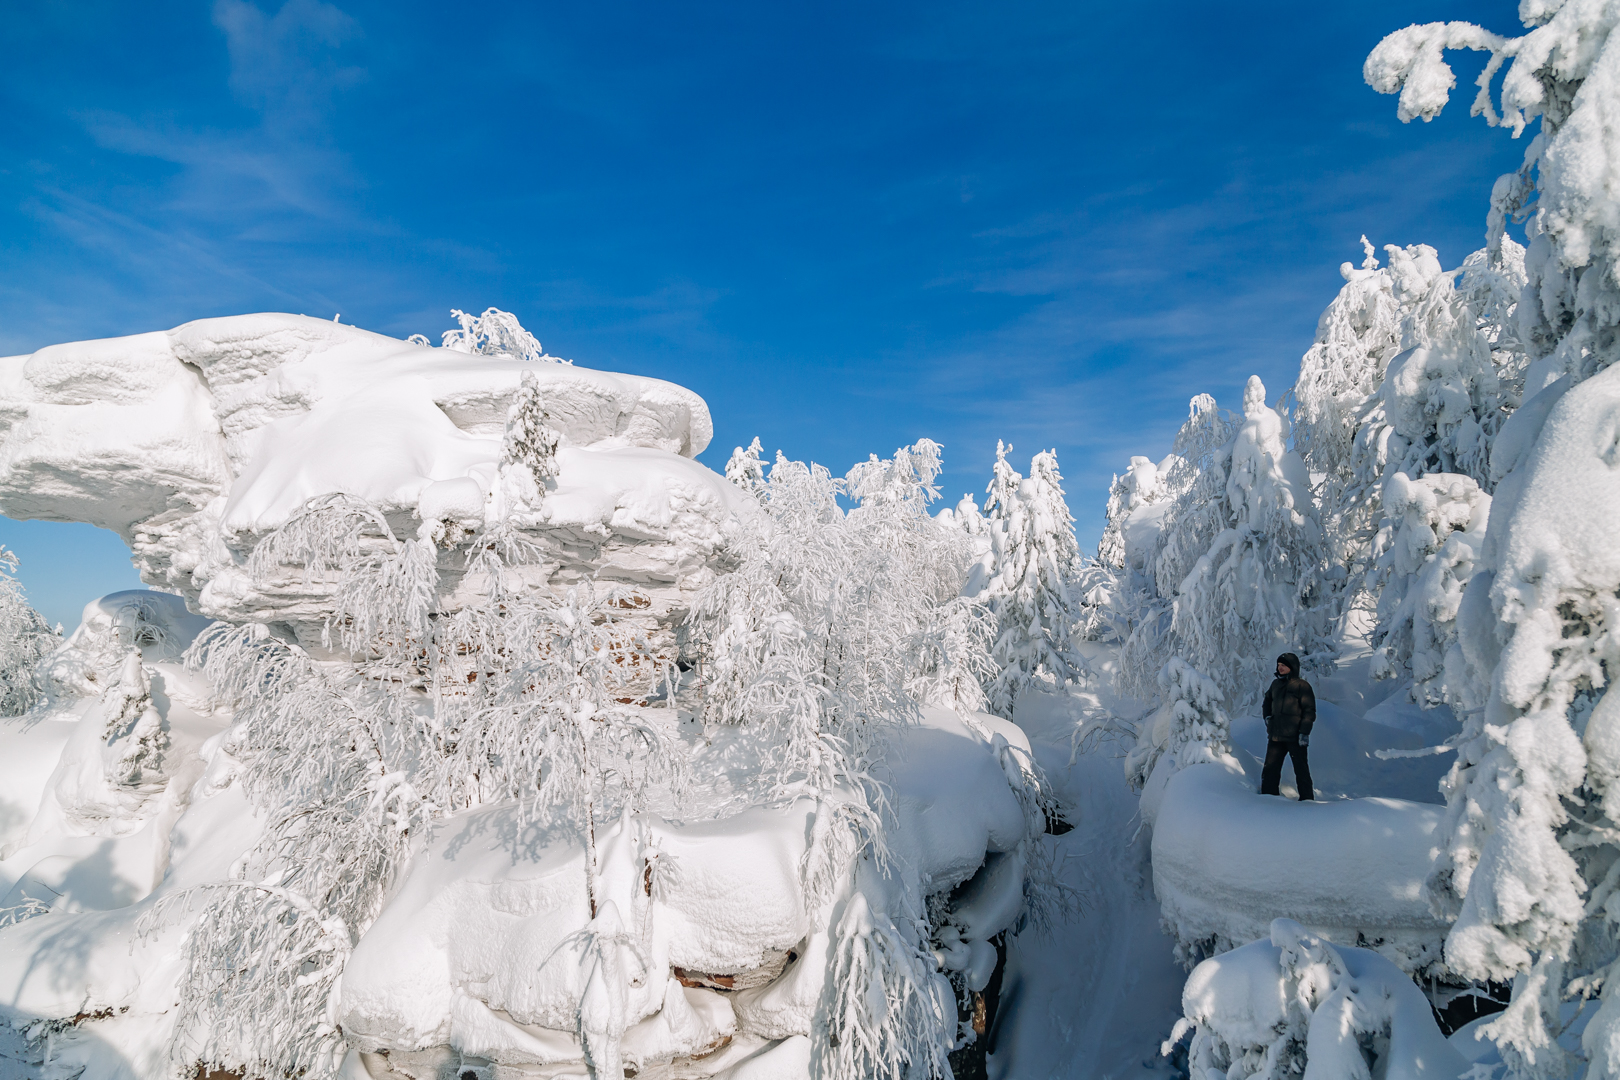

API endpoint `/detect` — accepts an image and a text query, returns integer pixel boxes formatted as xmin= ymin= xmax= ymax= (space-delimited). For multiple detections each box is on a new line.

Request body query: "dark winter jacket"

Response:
xmin=1262 ymin=653 xmax=1316 ymax=742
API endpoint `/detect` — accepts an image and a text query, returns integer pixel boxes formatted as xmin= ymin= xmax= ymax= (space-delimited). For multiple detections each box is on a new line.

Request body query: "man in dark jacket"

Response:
xmin=1261 ymin=652 xmax=1315 ymax=800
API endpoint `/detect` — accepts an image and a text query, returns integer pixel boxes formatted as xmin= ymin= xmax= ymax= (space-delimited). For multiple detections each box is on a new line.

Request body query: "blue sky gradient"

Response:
xmin=1 ymin=0 xmax=1527 ymax=630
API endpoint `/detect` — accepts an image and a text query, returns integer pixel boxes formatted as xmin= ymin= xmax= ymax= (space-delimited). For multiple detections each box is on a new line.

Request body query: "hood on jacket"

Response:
xmin=1276 ymin=652 xmax=1301 ymax=677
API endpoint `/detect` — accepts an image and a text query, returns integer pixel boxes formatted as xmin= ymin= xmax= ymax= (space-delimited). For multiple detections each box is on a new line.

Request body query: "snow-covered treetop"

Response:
xmin=1368 ymin=2 xmax=1620 ymax=382
xmin=433 ymin=307 xmax=569 ymax=364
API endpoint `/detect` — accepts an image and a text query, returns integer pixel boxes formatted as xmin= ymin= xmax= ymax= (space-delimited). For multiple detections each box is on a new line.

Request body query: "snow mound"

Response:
xmin=1146 ymin=760 xmax=1448 ymax=973
xmin=1172 ymin=918 xmax=1464 ymax=1080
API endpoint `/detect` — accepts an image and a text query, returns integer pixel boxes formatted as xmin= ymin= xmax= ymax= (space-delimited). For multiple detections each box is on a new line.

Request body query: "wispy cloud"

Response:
xmin=214 ymin=0 xmax=365 ymax=129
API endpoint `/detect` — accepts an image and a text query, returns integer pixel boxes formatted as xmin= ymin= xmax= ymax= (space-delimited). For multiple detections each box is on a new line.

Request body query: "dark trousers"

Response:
xmin=1261 ymin=737 xmax=1313 ymax=800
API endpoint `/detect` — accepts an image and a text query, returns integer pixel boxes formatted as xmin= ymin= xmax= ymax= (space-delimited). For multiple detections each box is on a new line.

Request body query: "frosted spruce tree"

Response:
xmin=1115 ymin=395 xmax=1238 ymax=702
xmin=1365 ymin=471 xmax=1491 ymax=706
xmin=979 ymin=443 xmax=1085 ymax=716
xmin=1118 ymin=379 xmax=1328 ymax=711
xmin=1286 ymin=234 xmax=1527 ymax=638
xmin=1367 ymin=6 xmax=1620 ymax=1076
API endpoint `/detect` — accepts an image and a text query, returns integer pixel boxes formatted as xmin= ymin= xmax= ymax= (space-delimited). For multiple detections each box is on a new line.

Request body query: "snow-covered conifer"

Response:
xmin=1124 ymin=380 xmax=1328 ymax=708
xmin=1096 ymin=455 xmax=1168 ymax=572
xmin=1116 ymin=395 xmax=1238 ymax=701
xmin=980 ymin=446 xmax=1084 ymax=715
xmin=1366 ymin=471 xmax=1490 ymax=706
xmin=102 ymin=648 xmax=167 ymax=786
xmin=1124 ymin=657 xmax=1231 ymax=792
xmin=1367 ymin=10 xmax=1620 ymax=1074
xmin=725 ymin=436 xmax=767 ymax=495
xmin=504 ymin=370 xmax=562 ymax=489
xmin=1079 ymin=454 xmax=1175 ymax=647
xmin=1287 ymin=235 xmax=1526 ymax=636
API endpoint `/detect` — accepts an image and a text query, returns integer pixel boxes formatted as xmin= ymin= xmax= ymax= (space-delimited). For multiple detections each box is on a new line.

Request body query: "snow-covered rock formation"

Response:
xmin=0 ymin=314 xmax=722 ymax=652
xmin=0 ymin=315 xmax=1051 ymax=1080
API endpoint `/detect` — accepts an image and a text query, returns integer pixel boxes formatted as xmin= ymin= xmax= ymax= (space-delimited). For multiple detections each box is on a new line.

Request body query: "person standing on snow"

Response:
xmin=1261 ymin=652 xmax=1315 ymax=801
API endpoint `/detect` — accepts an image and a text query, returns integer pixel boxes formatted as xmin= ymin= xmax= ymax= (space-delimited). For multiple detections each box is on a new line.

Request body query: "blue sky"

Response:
xmin=1 ymin=0 xmax=1527 ymax=630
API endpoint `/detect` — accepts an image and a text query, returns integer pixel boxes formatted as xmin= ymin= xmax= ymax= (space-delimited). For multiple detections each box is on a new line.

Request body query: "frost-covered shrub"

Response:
xmin=683 ymin=440 xmax=1010 ymax=1078
xmin=686 ymin=439 xmax=978 ymax=816
xmin=0 ymin=545 xmax=57 ymax=716
xmin=160 ymin=488 xmax=684 ymax=1079
xmin=438 ymin=306 xmax=565 ymax=363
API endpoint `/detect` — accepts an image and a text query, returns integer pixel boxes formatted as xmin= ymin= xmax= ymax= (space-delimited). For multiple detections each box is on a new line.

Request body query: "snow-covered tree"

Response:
xmin=1121 ymin=379 xmax=1329 ymax=710
xmin=158 ymin=486 xmax=684 ymax=1080
xmin=1366 ymin=471 xmax=1491 ymax=706
xmin=980 ymin=445 xmax=1084 ymax=715
xmin=725 ymin=436 xmax=767 ymax=495
xmin=0 ymin=545 xmax=57 ymax=716
xmin=1077 ymin=454 xmax=1177 ymax=647
xmin=1124 ymin=657 xmax=1231 ymax=792
xmin=682 ymin=439 xmax=1014 ymax=1079
xmin=909 ymin=596 xmax=997 ymax=713
xmin=1096 ymin=455 xmax=1170 ymax=572
xmin=1286 ymin=235 xmax=1526 ymax=636
xmin=1367 ymin=8 xmax=1620 ymax=1076
xmin=1116 ymin=395 xmax=1239 ymax=702
xmin=686 ymin=440 xmax=975 ymax=813
xmin=504 ymin=369 xmax=562 ymax=490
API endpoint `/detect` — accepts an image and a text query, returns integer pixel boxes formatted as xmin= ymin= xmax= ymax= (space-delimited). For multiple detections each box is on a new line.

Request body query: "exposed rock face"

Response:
xmin=0 ymin=314 xmax=737 ymax=649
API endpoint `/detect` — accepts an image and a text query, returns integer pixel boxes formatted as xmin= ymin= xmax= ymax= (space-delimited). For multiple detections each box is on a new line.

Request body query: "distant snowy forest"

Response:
xmin=1 ymin=4 xmax=1618 ymax=1080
